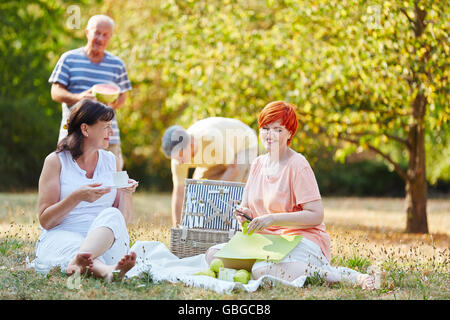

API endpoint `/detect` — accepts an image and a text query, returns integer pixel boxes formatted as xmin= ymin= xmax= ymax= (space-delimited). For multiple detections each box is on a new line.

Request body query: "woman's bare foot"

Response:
xmin=357 ymin=274 xmax=375 ymax=290
xmin=66 ymin=252 xmax=94 ymax=276
xmin=107 ymin=251 xmax=137 ymax=282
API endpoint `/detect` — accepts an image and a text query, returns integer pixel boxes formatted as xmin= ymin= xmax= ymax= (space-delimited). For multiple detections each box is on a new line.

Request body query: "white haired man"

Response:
xmin=49 ymin=15 xmax=131 ymax=170
xmin=161 ymin=117 xmax=259 ymax=226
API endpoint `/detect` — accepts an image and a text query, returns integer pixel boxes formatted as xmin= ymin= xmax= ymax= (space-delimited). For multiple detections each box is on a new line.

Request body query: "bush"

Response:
xmin=314 ymin=159 xmax=406 ymax=197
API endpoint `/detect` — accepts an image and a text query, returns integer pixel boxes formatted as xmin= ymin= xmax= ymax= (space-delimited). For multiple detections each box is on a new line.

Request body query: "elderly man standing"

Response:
xmin=49 ymin=14 xmax=131 ymax=170
xmin=162 ymin=117 xmax=259 ymax=227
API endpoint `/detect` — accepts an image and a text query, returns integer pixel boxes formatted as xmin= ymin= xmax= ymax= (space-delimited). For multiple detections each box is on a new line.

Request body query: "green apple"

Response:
xmin=209 ymin=258 xmax=224 ymax=273
xmin=194 ymin=269 xmax=216 ymax=278
xmin=218 ymin=267 xmax=236 ymax=282
xmin=233 ymin=269 xmax=251 ymax=284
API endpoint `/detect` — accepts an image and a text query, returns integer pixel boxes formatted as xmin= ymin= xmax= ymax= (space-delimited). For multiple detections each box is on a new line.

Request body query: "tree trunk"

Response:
xmin=405 ymin=92 xmax=428 ymax=233
xmin=405 ymin=177 xmax=428 ymax=233
xmin=404 ymin=1 xmax=429 ymax=233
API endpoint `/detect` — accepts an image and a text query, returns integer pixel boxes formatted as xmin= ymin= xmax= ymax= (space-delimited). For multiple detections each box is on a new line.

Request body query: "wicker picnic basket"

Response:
xmin=170 ymin=179 xmax=245 ymax=258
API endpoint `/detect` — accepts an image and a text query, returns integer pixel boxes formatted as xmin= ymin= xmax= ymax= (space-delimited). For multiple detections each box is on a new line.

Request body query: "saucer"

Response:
xmin=99 ymin=181 xmax=138 ymax=189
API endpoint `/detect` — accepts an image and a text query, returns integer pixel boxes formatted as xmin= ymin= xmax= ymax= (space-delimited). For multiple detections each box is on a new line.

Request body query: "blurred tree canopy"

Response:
xmin=0 ymin=0 xmax=76 ymax=189
xmin=0 ymin=0 xmax=448 ymax=231
xmin=97 ymin=0 xmax=447 ymax=185
xmin=99 ymin=0 xmax=447 ymax=232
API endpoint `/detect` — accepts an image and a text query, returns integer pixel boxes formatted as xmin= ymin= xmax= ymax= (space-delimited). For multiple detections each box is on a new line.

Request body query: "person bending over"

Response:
xmin=161 ymin=117 xmax=258 ymax=226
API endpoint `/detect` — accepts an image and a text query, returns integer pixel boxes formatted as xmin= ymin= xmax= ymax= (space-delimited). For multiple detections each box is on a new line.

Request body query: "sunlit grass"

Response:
xmin=0 ymin=192 xmax=448 ymax=299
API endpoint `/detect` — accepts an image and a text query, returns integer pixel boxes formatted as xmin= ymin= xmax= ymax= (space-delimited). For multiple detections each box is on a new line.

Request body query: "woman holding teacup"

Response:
xmin=34 ymin=99 xmax=138 ymax=281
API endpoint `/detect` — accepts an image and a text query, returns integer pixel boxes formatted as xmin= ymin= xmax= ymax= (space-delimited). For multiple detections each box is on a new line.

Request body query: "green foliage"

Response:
xmin=331 ymin=255 xmax=371 ymax=274
xmin=0 ymin=0 xmax=86 ymax=190
xmin=291 ymin=0 xmax=449 ymax=186
xmin=98 ymin=0 xmax=448 ymax=191
xmin=426 ymin=126 xmax=450 ymax=184
xmin=345 ymin=256 xmax=371 ymax=272
xmin=304 ymin=272 xmax=326 ymax=287
xmin=0 ymin=0 xmax=447 ymax=196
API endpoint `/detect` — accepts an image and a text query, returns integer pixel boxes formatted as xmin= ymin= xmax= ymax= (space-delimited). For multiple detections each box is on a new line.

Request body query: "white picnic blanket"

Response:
xmin=126 ymin=241 xmax=307 ymax=294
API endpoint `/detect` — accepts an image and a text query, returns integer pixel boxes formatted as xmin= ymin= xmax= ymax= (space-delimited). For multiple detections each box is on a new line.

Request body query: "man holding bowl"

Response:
xmin=49 ymin=14 xmax=131 ymax=170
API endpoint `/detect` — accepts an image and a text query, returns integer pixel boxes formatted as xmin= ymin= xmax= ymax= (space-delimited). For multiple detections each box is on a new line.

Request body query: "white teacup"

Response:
xmin=113 ymin=171 xmax=129 ymax=186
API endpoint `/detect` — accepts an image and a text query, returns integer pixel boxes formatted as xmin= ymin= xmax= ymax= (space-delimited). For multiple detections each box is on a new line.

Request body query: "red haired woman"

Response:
xmin=206 ymin=101 xmax=376 ymax=289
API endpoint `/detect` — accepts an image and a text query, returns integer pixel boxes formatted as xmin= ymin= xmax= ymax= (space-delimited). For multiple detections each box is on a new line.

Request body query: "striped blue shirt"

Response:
xmin=49 ymin=47 xmax=132 ymax=144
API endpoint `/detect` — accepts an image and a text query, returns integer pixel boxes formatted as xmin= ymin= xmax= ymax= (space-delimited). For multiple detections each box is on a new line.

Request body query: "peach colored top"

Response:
xmin=242 ymin=152 xmax=331 ymax=261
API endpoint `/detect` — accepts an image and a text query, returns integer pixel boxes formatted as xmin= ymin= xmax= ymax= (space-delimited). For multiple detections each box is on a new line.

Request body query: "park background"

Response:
xmin=1 ymin=0 xmax=448 ymax=228
xmin=0 ymin=0 xmax=448 ymax=300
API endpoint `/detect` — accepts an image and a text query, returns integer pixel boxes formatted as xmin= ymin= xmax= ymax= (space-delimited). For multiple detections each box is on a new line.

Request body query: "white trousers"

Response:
xmin=34 ymin=207 xmax=130 ymax=273
xmin=211 ymin=237 xmax=361 ymax=284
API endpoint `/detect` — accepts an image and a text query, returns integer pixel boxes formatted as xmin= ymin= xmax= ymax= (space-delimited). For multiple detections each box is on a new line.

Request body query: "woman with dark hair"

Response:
xmin=34 ymin=99 xmax=138 ymax=281
xmin=206 ymin=101 xmax=376 ymax=290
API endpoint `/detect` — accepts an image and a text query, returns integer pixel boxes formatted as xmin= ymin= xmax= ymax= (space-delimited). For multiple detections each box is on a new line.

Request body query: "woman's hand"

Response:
xmin=246 ymin=214 xmax=275 ymax=233
xmin=116 ymin=179 xmax=138 ymax=224
xmin=233 ymin=206 xmax=253 ymax=224
xmin=120 ymin=179 xmax=139 ymax=195
xmin=75 ymin=183 xmax=111 ymax=203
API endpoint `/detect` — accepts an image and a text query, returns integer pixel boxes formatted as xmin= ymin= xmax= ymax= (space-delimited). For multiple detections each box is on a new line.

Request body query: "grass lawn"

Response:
xmin=0 ymin=192 xmax=448 ymax=300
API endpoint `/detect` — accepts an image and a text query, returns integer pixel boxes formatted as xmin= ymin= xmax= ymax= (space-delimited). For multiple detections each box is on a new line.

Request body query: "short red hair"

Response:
xmin=258 ymin=101 xmax=298 ymax=145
